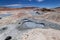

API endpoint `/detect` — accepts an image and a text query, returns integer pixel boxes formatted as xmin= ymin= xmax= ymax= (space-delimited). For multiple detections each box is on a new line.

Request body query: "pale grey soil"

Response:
xmin=0 ymin=11 xmax=60 ymax=40
xmin=17 ymin=18 xmax=60 ymax=30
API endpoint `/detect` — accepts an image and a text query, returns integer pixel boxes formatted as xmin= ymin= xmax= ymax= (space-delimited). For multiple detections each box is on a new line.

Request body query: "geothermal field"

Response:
xmin=0 ymin=7 xmax=60 ymax=40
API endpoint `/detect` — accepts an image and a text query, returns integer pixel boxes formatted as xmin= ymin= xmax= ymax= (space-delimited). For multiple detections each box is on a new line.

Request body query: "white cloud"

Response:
xmin=3 ymin=4 xmax=23 ymax=8
xmin=37 ymin=0 xmax=44 ymax=2
xmin=5 ymin=4 xmax=22 ymax=7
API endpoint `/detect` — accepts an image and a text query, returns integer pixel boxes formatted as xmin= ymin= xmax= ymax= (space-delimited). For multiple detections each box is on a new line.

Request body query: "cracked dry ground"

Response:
xmin=0 ymin=9 xmax=60 ymax=40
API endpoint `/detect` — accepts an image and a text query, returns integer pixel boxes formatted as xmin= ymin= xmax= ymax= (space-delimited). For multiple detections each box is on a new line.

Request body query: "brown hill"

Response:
xmin=54 ymin=7 xmax=60 ymax=12
xmin=0 ymin=7 xmax=57 ymax=12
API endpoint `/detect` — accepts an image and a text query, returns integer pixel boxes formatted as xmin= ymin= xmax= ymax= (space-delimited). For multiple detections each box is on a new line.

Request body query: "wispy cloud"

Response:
xmin=3 ymin=4 xmax=40 ymax=8
xmin=37 ymin=0 xmax=44 ymax=2
xmin=5 ymin=4 xmax=22 ymax=7
xmin=3 ymin=4 xmax=23 ymax=8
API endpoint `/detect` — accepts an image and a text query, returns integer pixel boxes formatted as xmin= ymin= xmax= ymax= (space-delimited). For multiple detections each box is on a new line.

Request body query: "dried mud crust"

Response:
xmin=0 ymin=7 xmax=60 ymax=40
xmin=21 ymin=28 xmax=60 ymax=40
xmin=44 ymin=12 xmax=60 ymax=22
xmin=16 ymin=18 xmax=60 ymax=30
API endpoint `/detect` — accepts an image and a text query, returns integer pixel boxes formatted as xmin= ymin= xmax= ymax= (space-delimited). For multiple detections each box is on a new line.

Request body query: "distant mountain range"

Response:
xmin=0 ymin=6 xmax=60 ymax=9
xmin=54 ymin=7 xmax=60 ymax=9
xmin=0 ymin=6 xmax=60 ymax=11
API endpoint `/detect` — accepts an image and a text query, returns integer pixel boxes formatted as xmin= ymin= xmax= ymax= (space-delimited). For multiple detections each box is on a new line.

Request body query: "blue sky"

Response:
xmin=0 ymin=0 xmax=60 ymax=8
